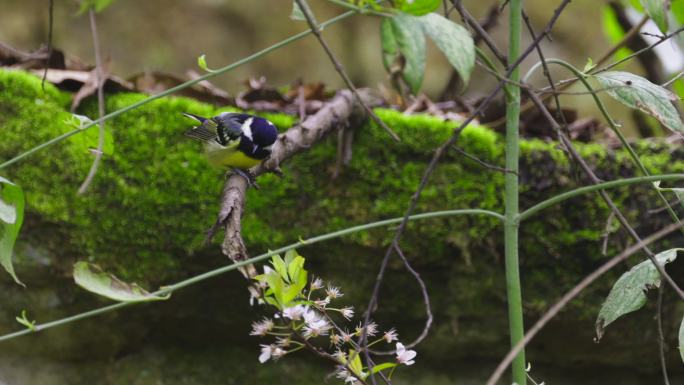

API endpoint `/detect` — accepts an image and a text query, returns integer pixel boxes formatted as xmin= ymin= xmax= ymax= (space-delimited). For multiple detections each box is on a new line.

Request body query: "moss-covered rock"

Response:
xmin=1 ymin=69 xmax=683 ymax=378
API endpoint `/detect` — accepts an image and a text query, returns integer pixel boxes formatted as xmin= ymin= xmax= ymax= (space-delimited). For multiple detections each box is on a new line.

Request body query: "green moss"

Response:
xmin=3 ymin=69 xmax=684 ymax=368
xmin=0 ymin=68 xmax=680 ymax=290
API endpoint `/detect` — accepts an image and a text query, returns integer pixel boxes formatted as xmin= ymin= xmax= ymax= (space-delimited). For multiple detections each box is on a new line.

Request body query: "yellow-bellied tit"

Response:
xmin=182 ymin=112 xmax=279 ymax=177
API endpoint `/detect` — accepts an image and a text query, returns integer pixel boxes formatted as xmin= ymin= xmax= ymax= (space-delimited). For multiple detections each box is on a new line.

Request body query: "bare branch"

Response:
xmin=78 ymin=8 xmax=107 ymax=195
xmin=293 ymin=0 xmax=400 ymax=142
xmin=41 ymin=0 xmax=54 ymax=91
xmin=656 ymin=285 xmax=671 ymax=385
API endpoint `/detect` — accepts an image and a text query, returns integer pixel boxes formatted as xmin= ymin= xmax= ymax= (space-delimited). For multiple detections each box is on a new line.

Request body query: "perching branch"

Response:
xmin=208 ymin=90 xmax=377 ymax=287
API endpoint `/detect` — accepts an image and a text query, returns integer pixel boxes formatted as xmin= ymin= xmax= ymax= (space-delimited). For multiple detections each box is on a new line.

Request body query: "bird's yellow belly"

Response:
xmin=206 ymin=147 xmax=262 ymax=169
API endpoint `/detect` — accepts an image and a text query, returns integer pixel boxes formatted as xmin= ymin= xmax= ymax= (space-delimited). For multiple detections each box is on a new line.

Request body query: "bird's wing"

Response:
xmin=215 ymin=113 xmax=250 ymax=142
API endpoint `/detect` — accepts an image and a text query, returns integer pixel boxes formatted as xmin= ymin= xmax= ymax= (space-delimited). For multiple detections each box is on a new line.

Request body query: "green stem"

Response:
xmin=525 ymin=58 xmax=684 ymax=234
xmin=0 ymin=9 xmax=358 ymax=170
xmin=0 ymin=208 xmax=502 ymax=343
xmin=504 ymin=1 xmax=526 ymax=384
xmin=519 ymin=174 xmax=684 ymax=221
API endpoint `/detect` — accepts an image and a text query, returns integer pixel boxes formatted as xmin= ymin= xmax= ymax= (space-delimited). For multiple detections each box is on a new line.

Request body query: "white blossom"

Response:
xmin=259 ymin=344 xmax=274 ymax=363
xmin=310 ymin=277 xmax=324 ymax=290
xmin=303 ymin=318 xmax=332 ymax=338
xmin=340 ymin=307 xmax=354 ymax=320
xmin=330 ymin=333 xmax=342 ymax=346
xmin=259 ymin=344 xmax=286 ymax=363
xmin=335 ymin=369 xmax=356 ymax=384
xmin=356 ymin=321 xmax=378 ymax=337
xmin=282 ymin=304 xmax=307 ymax=320
xmin=395 ymin=342 xmax=417 ymax=366
xmin=249 ymin=318 xmax=274 ymax=336
xmin=326 ymin=285 xmax=343 ymax=299
xmin=383 ymin=328 xmax=398 ymax=343
xmin=332 ymin=349 xmax=347 ymax=363
xmin=314 ymin=297 xmax=331 ymax=308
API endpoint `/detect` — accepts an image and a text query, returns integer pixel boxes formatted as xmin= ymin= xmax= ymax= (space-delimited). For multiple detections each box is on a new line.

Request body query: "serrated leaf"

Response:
xmin=395 ymin=0 xmax=440 ymax=16
xmin=595 ymin=71 xmax=684 ymax=132
xmin=381 ymin=14 xmax=426 ymax=94
xmin=418 ymin=13 xmax=474 ymax=88
xmin=679 ymin=314 xmax=684 ymax=363
xmin=73 ymin=262 xmax=170 ymax=302
xmin=641 ymin=0 xmax=669 ymax=34
xmin=0 ymin=176 xmax=24 ymax=286
xmin=595 ymin=248 xmax=681 ymax=340
xmin=291 ymin=1 xmax=305 ymax=21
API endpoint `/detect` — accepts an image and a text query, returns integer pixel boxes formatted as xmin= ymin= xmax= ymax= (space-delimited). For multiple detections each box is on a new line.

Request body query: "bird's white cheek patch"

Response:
xmin=241 ymin=118 xmax=254 ymax=141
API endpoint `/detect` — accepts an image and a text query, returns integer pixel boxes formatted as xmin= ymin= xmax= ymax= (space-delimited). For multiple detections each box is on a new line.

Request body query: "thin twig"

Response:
xmin=452 ymin=0 xmax=507 ymax=66
xmin=451 ymin=145 xmax=514 ymax=174
xmin=293 ymin=0 xmax=400 ymax=142
xmin=41 ymin=0 xmax=54 ymax=91
xmin=601 ymin=211 xmax=616 ymax=256
xmin=392 ymin=244 xmax=432 ymax=349
xmin=485 ymin=221 xmax=684 ymax=385
xmin=656 ymin=285 xmax=671 ymax=385
xmin=78 ymin=8 xmax=106 ymax=195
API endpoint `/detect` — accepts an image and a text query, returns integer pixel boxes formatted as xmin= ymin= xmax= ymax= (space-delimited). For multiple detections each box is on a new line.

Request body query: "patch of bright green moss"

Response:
xmin=1 ymin=69 xmax=683 ymax=328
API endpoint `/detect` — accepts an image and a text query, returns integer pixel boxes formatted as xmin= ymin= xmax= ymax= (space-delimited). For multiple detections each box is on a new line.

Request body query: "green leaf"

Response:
xmin=348 ymin=349 xmax=366 ymax=378
xmin=595 ymin=71 xmax=684 ymax=133
xmin=371 ymin=362 xmax=397 ymax=374
xmin=381 ymin=14 xmax=426 ymax=94
xmin=595 ymin=248 xmax=681 ymax=340
xmin=15 ymin=310 xmax=36 ymax=331
xmin=679 ymin=314 xmax=684 ymax=363
xmin=641 ymin=0 xmax=669 ymax=34
xmin=78 ymin=0 xmax=115 ymax=14
xmin=583 ymin=57 xmax=596 ymax=74
xmin=394 ymin=0 xmax=441 ymax=16
xmin=271 ymin=254 xmax=289 ymax=282
xmin=417 ymin=13 xmax=475 ymax=88
xmin=291 ymin=1 xmax=305 ymax=21
xmin=0 ymin=176 xmax=24 ymax=286
xmin=73 ymin=261 xmax=170 ymax=302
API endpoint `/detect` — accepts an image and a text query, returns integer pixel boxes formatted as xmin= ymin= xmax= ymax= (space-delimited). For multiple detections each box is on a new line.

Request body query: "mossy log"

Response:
xmin=1 ymin=69 xmax=684 ymax=374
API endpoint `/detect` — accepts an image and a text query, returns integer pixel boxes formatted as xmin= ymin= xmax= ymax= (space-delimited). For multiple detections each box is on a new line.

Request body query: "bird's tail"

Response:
xmin=181 ymin=112 xmax=207 ymax=123
xmin=182 ymin=112 xmax=218 ymax=143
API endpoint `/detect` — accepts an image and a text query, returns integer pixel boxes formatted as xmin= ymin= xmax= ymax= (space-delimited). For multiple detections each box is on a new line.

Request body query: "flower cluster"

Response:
xmin=249 ymin=251 xmax=417 ymax=384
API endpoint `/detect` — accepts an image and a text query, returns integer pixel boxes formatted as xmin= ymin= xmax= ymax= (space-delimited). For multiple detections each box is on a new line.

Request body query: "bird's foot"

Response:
xmin=229 ymin=169 xmax=260 ymax=189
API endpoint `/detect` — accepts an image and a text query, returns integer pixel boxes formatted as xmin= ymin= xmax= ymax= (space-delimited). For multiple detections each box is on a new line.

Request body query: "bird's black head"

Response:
xmin=249 ymin=117 xmax=278 ymax=147
xmin=238 ymin=116 xmax=279 ymax=160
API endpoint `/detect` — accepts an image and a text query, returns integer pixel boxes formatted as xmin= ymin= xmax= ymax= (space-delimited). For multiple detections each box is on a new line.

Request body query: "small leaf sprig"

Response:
xmin=250 ymin=250 xmax=416 ymax=384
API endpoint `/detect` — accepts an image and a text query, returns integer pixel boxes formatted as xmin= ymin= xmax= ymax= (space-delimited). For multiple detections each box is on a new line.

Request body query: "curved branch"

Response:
xmin=485 ymin=221 xmax=684 ymax=385
xmin=519 ymin=174 xmax=684 ymax=221
xmin=0 ymin=208 xmax=503 ymax=343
